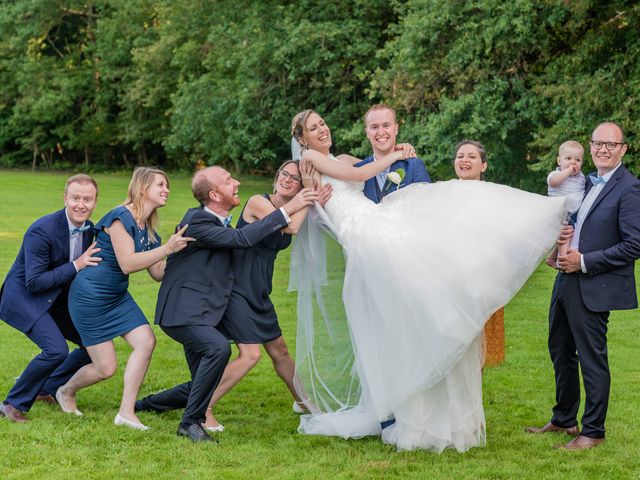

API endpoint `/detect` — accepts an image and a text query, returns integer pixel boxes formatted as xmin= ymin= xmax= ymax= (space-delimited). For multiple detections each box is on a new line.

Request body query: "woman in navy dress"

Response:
xmin=56 ymin=167 xmax=193 ymax=430
xmin=203 ymin=160 xmax=331 ymax=431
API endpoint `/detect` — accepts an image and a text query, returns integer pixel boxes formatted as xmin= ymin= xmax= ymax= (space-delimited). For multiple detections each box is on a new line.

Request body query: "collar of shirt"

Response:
xmin=570 ymin=162 xmax=623 ymax=256
xmin=65 ymin=209 xmax=86 ymax=236
xmin=597 ymin=161 xmax=622 ymax=183
xmin=203 ymin=206 xmax=229 ymax=226
xmin=373 ymin=155 xmax=391 ymax=189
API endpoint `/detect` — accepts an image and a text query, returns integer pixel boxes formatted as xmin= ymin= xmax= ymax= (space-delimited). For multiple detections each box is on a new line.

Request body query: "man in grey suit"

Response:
xmin=135 ymin=166 xmax=317 ymax=442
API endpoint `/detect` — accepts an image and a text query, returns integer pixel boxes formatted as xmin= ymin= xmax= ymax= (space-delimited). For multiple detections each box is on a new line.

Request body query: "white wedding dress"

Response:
xmin=290 ymin=173 xmax=566 ymax=452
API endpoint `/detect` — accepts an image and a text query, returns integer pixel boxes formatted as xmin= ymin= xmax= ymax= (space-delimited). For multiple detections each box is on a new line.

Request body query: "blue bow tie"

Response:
xmin=223 ymin=215 xmax=233 ymax=227
xmin=70 ymin=224 xmax=91 ymax=235
xmin=589 ymin=175 xmax=607 ymax=186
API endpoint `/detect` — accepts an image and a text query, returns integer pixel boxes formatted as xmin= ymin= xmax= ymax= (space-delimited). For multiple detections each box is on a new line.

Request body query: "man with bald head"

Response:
xmin=137 ymin=166 xmax=318 ymax=442
xmin=526 ymin=122 xmax=640 ymax=450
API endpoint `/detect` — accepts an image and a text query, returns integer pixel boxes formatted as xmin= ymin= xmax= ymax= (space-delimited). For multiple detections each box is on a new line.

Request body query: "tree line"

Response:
xmin=0 ymin=0 xmax=638 ymax=190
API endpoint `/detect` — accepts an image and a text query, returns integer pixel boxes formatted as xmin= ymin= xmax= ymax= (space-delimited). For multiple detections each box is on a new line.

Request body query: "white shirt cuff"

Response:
xmin=580 ymin=254 xmax=587 ymax=273
xmin=279 ymin=207 xmax=291 ymax=224
xmin=72 ymin=260 xmax=79 ymax=273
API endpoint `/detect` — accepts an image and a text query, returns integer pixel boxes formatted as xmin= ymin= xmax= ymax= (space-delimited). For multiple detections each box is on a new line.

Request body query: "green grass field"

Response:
xmin=1 ymin=170 xmax=639 ymax=479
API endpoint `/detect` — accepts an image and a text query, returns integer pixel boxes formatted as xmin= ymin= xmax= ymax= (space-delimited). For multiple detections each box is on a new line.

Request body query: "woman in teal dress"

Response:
xmin=56 ymin=167 xmax=193 ymax=430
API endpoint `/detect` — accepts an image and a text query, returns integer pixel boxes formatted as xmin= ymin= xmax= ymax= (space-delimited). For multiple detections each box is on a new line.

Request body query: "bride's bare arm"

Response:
xmin=302 ymin=149 xmax=404 ymax=181
xmin=336 ymin=154 xmax=361 ymax=165
xmin=336 ymin=145 xmax=415 ymax=165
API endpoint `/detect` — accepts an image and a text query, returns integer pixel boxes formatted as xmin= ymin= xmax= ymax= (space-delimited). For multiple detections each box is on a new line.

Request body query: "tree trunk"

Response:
xmin=84 ymin=145 xmax=89 ymax=169
xmin=32 ymin=144 xmax=37 ymax=172
xmin=122 ymin=150 xmax=130 ymax=168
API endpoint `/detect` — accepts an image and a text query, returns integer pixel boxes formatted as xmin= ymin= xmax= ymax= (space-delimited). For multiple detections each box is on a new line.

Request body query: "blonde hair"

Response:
xmin=559 ymin=140 xmax=584 ymax=155
xmin=364 ymin=104 xmax=397 ymax=126
xmin=65 ymin=174 xmax=98 ymax=196
xmin=124 ymin=166 xmax=168 ymax=243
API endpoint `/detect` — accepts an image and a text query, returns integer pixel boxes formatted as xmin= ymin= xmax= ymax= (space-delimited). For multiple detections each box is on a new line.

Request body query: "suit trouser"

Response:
xmin=147 ymin=325 xmax=231 ymax=426
xmin=548 ymin=273 xmax=610 ymax=439
xmin=5 ymin=298 xmax=91 ymax=411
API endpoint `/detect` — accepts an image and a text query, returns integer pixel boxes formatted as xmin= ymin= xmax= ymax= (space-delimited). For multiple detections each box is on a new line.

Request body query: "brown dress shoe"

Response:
xmin=555 ymin=435 xmax=604 ymax=450
xmin=35 ymin=394 xmax=56 ymax=405
xmin=0 ymin=403 xmax=28 ymax=423
xmin=525 ymin=422 xmax=579 ymax=436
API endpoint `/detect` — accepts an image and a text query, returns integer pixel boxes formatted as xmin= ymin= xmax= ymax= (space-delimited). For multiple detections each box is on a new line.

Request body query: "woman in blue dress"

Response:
xmin=56 ymin=167 xmax=193 ymax=430
xmin=203 ymin=160 xmax=331 ymax=432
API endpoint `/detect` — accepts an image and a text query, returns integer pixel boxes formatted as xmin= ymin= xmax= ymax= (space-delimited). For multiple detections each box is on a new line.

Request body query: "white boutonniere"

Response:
xmin=385 ymin=168 xmax=406 ymax=191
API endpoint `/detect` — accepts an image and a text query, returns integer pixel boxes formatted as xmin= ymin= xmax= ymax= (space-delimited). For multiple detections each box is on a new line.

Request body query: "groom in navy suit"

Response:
xmin=526 ymin=122 xmax=640 ymax=450
xmin=355 ymin=104 xmax=431 ymax=203
xmin=0 ymin=174 xmax=101 ymax=422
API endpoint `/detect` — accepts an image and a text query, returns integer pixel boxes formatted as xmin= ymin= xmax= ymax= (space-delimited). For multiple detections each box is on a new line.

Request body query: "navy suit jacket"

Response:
xmin=155 ymin=206 xmax=288 ymax=328
xmin=0 ymin=208 xmax=94 ymax=333
xmin=355 ymin=155 xmax=431 ymax=203
xmin=577 ymin=164 xmax=640 ymax=312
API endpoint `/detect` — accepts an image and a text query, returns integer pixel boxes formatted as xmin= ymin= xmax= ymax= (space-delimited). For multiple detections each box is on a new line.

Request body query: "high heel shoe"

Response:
xmin=55 ymin=388 xmax=83 ymax=416
xmin=114 ymin=413 xmax=149 ymax=431
xmin=293 ymin=401 xmax=305 ymax=414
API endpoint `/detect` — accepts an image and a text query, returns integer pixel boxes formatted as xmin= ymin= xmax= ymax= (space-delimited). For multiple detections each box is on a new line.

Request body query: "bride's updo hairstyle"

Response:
xmin=291 ymin=109 xmax=316 ymax=147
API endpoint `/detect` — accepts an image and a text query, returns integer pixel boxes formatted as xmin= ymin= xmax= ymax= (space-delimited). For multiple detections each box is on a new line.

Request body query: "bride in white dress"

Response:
xmin=288 ymin=110 xmax=566 ymax=452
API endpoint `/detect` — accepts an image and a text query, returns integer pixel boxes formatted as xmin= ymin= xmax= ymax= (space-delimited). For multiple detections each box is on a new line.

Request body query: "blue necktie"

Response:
xmin=223 ymin=215 xmax=232 ymax=227
xmin=589 ymin=175 xmax=607 ymax=186
xmin=71 ymin=224 xmax=91 ymax=235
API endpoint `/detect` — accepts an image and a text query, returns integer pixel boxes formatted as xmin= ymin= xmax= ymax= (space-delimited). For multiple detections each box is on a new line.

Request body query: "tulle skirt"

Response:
xmin=293 ymin=180 xmax=566 ymax=452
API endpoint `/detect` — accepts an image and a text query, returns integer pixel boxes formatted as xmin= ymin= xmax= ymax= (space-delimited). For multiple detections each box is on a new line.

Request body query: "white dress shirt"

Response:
xmin=65 ymin=209 xmax=87 ymax=272
xmin=373 ymin=156 xmax=390 ymax=191
xmin=570 ymin=162 xmax=622 ymax=272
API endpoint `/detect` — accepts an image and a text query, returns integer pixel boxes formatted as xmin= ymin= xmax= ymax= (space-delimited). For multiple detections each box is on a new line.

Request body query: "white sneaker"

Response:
xmin=114 ymin=413 xmax=150 ymax=431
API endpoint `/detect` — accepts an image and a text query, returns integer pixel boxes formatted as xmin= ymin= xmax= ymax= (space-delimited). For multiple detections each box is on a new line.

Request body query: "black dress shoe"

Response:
xmin=177 ymin=423 xmax=216 ymax=443
xmin=380 ymin=418 xmax=396 ymax=430
xmin=134 ymin=398 xmax=149 ymax=412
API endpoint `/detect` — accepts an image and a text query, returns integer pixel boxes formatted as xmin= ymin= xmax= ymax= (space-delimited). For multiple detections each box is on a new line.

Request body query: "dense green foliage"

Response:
xmin=1 ymin=1 xmax=638 ymax=189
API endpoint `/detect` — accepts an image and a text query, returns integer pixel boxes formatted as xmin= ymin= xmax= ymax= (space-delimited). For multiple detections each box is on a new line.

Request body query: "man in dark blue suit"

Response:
xmin=355 ymin=104 xmax=431 ymax=203
xmin=135 ymin=166 xmax=317 ymax=442
xmin=526 ymin=122 xmax=640 ymax=450
xmin=0 ymin=174 xmax=101 ymax=422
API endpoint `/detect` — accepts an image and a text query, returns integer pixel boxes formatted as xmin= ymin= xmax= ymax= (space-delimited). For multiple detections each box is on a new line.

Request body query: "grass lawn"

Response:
xmin=1 ymin=169 xmax=639 ymax=479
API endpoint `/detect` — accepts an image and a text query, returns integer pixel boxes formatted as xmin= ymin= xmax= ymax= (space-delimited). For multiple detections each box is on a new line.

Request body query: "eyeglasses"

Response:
xmin=590 ymin=140 xmax=625 ymax=151
xmin=279 ymin=170 xmax=301 ymax=183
